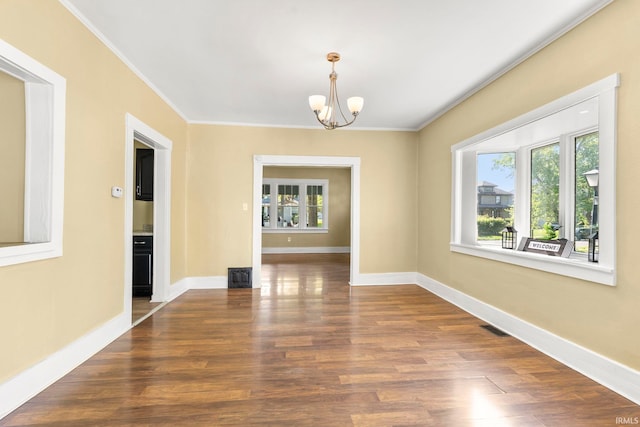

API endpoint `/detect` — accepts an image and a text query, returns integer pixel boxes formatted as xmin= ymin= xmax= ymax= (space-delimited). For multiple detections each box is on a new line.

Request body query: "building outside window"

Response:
xmin=477 ymin=153 xmax=515 ymax=244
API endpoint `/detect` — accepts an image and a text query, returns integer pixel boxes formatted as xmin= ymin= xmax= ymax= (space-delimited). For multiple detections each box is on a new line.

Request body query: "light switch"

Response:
xmin=242 ymin=202 xmax=248 ymax=211
xmin=111 ymin=186 xmax=123 ymax=198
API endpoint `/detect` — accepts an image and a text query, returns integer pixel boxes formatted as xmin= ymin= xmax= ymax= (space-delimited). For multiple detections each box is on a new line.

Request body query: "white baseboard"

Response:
xmin=187 ymin=276 xmax=228 ymax=289
xmin=415 ymin=272 xmax=640 ymax=406
xmin=262 ymin=246 xmax=350 ymax=254
xmin=0 ymin=276 xmax=231 ymax=420
xmin=351 ymin=271 xmax=417 ymax=286
xmin=3 ymin=270 xmax=638 ymax=420
xmin=167 ymin=277 xmax=190 ymax=300
xmin=0 ymin=312 xmax=130 ymax=419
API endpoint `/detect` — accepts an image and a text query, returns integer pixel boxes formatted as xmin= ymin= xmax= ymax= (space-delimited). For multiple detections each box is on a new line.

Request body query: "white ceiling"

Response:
xmin=62 ymin=0 xmax=610 ymax=131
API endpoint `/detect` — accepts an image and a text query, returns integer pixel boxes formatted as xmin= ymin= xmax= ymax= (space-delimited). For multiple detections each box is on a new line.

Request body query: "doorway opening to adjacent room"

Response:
xmin=252 ymin=156 xmax=361 ymax=288
xmin=124 ymin=114 xmax=172 ymax=326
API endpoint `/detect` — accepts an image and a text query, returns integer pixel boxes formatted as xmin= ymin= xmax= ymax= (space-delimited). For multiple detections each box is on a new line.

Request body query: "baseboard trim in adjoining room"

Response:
xmin=261 ymin=246 xmax=350 ymax=254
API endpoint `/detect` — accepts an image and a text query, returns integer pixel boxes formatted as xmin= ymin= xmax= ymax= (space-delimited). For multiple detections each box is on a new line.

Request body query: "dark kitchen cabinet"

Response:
xmin=132 ymin=235 xmax=153 ymax=296
xmin=136 ymin=148 xmax=154 ymax=201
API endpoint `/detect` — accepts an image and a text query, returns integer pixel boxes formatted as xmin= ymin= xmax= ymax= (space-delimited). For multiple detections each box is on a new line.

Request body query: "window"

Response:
xmin=0 ymin=39 xmax=66 ymax=267
xmin=277 ymin=184 xmax=300 ymax=228
xmin=477 ymin=152 xmax=515 ymax=243
xmin=261 ymin=184 xmax=271 ymax=227
xmin=306 ymin=185 xmax=324 ymax=228
xmin=574 ymin=131 xmax=599 ymax=252
xmin=452 ymin=74 xmax=618 ymax=286
xmin=262 ymin=179 xmax=328 ymax=232
xmin=530 ymin=142 xmax=560 ymax=239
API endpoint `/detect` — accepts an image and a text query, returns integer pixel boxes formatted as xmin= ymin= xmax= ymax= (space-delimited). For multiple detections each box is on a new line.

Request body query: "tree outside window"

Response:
xmin=574 ymin=132 xmax=599 ymax=252
xmin=530 ymin=143 xmax=560 ymax=239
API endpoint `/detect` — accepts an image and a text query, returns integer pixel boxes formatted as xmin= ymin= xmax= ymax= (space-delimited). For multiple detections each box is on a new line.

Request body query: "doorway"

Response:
xmin=252 ymin=155 xmax=361 ymax=288
xmin=124 ymin=114 xmax=172 ymax=325
xmin=131 ymin=140 xmax=159 ymax=323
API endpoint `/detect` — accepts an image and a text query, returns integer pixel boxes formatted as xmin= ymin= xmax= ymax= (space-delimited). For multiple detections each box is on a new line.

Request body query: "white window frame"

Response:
xmin=262 ymin=178 xmax=329 ymax=233
xmin=0 ymin=39 xmax=66 ymax=267
xmin=451 ymin=74 xmax=618 ymax=286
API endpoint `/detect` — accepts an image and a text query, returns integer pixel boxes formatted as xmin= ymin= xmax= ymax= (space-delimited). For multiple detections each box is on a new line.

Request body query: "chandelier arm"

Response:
xmin=313 ymin=111 xmax=333 ymax=129
xmin=332 ymin=84 xmax=352 ymax=125
xmin=330 ymin=113 xmax=358 ymax=129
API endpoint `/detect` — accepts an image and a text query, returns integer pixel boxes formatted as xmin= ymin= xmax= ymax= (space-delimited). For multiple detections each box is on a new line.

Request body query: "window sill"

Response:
xmin=0 ymin=241 xmax=62 ymax=267
xmin=450 ymin=242 xmax=614 ymax=286
xmin=262 ymin=228 xmax=329 ymax=234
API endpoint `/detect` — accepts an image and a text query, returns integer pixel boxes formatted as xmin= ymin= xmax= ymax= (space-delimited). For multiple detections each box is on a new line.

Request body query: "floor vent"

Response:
xmin=480 ymin=324 xmax=510 ymax=337
xmin=228 ymin=267 xmax=252 ymax=288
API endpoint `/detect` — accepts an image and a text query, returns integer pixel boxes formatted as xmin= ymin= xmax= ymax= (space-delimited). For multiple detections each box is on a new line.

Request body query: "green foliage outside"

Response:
xmin=575 ymin=133 xmax=599 ymax=230
xmin=477 ymin=216 xmax=510 ymax=238
xmin=488 ymin=132 xmax=598 ymax=241
xmin=530 ymin=143 xmax=560 ymax=232
xmin=541 ymin=222 xmax=560 ymax=239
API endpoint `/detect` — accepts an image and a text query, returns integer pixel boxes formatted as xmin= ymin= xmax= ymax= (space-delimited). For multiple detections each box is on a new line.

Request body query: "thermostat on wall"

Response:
xmin=111 ymin=186 xmax=123 ymax=198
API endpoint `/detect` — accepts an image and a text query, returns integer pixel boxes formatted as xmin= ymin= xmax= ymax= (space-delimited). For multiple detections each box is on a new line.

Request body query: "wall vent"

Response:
xmin=228 ymin=267 xmax=252 ymax=288
xmin=480 ymin=324 xmax=510 ymax=337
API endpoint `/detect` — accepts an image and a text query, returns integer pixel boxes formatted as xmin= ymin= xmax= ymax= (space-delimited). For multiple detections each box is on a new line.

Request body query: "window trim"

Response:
xmin=451 ymin=73 xmax=619 ymax=286
xmin=262 ymin=178 xmax=329 ymax=233
xmin=0 ymin=39 xmax=66 ymax=267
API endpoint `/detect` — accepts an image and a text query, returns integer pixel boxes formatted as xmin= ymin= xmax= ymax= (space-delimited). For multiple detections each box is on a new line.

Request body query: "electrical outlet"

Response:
xmin=287 ymin=237 xmax=292 ymax=242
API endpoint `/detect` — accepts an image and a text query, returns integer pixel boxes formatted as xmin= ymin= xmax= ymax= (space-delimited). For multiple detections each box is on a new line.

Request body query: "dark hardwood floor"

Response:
xmin=131 ymin=296 xmax=163 ymax=325
xmin=2 ymin=253 xmax=637 ymax=426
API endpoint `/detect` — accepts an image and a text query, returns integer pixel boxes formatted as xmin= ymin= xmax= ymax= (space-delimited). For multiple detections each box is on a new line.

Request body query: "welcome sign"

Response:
xmin=518 ymin=238 xmax=573 ymax=257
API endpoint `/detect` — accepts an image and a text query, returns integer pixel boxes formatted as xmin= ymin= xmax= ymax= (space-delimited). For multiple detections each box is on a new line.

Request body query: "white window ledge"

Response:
xmin=450 ymin=243 xmax=614 ymax=286
xmin=262 ymin=229 xmax=329 ymax=234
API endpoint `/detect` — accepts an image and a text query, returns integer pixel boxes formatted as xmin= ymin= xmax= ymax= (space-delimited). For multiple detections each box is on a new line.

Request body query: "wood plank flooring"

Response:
xmin=132 ymin=296 xmax=163 ymax=325
xmin=2 ymin=253 xmax=638 ymax=426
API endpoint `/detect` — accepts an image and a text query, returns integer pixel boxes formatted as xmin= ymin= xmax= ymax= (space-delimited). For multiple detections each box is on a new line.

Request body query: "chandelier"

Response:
xmin=308 ymin=52 xmax=364 ymax=130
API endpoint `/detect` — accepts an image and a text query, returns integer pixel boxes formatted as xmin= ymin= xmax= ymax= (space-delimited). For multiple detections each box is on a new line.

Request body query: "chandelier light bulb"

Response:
xmin=318 ymin=106 xmax=332 ymax=122
xmin=347 ymin=97 xmax=364 ymax=114
xmin=309 ymin=95 xmax=326 ymax=112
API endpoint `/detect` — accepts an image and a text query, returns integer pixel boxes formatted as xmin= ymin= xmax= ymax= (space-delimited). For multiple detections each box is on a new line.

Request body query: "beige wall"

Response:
xmin=0 ymin=1 xmax=188 ymax=382
xmin=262 ymin=166 xmax=351 ymax=249
xmin=418 ymin=0 xmax=640 ymax=370
xmin=0 ymin=71 xmax=25 ymax=243
xmin=3 ymin=0 xmax=636 ymax=401
xmin=186 ymin=125 xmax=418 ymax=277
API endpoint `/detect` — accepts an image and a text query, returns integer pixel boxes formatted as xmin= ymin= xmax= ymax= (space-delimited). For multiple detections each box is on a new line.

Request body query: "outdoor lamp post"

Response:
xmin=583 ymin=169 xmax=599 ymax=233
xmin=588 ymin=231 xmax=599 ymax=263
